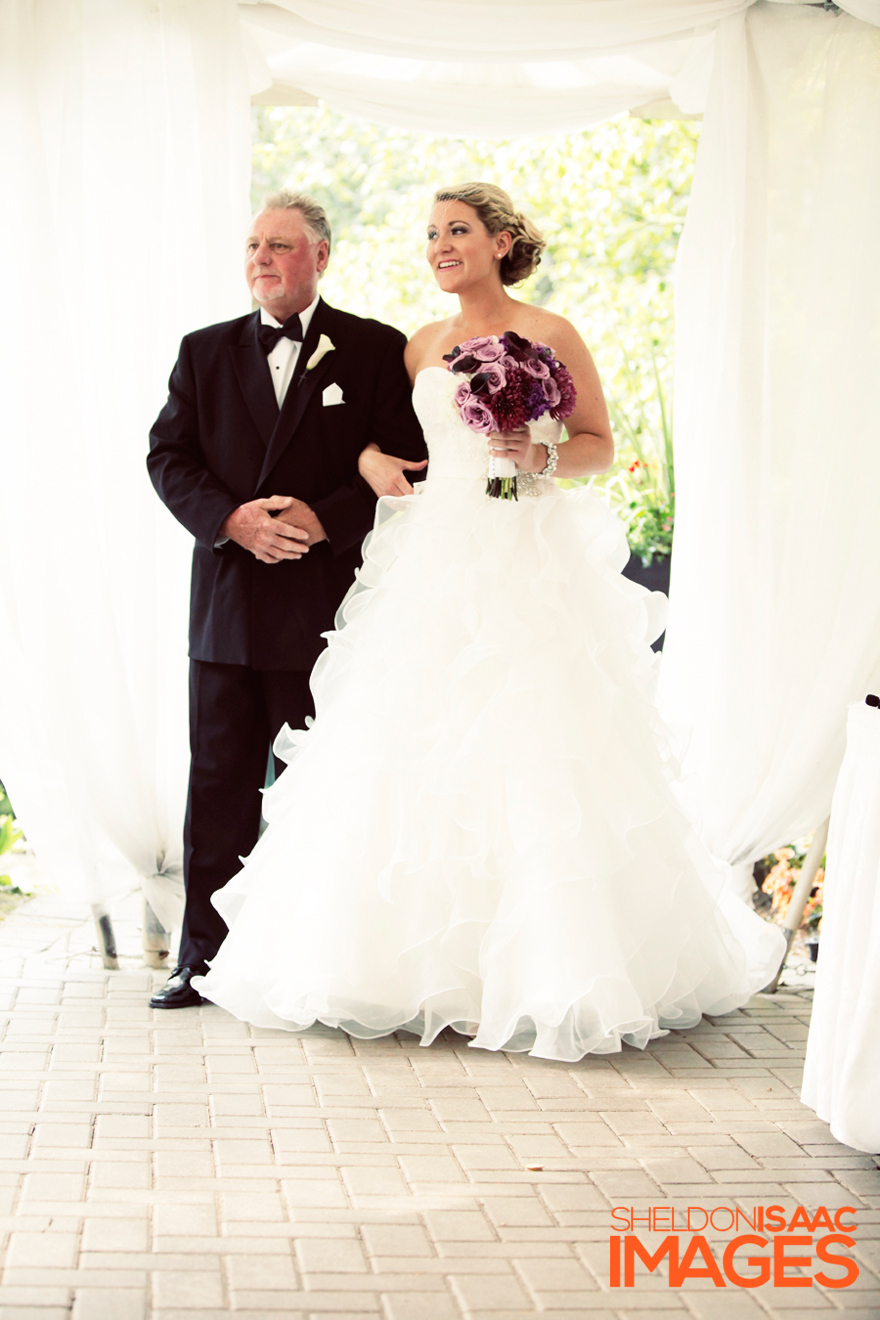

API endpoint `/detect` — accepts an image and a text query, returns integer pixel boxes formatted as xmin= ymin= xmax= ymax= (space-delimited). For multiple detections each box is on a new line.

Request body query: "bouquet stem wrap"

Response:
xmin=487 ymin=455 xmax=518 ymax=501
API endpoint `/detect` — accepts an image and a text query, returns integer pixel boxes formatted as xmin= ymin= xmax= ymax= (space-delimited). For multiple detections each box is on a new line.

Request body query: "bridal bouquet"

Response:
xmin=443 ymin=331 xmax=576 ymax=499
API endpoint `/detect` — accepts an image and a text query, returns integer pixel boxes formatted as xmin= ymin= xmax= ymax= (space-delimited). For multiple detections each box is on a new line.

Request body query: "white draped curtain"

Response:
xmin=659 ymin=3 xmax=880 ymax=876
xmin=2 ymin=0 xmax=880 ymax=926
xmin=0 ymin=0 xmax=251 ymax=921
xmin=239 ymin=0 xmax=745 ymax=128
xmin=239 ymin=0 xmax=880 ymax=129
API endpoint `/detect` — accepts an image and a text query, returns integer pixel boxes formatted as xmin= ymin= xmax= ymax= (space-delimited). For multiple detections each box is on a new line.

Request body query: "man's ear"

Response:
xmin=316 ymin=240 xmax=330 ymax=274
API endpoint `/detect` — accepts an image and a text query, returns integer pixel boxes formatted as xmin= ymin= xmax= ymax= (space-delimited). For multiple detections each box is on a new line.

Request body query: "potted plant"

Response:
xmin=805 ymin=903 xmax=822 ymax=962
xmin=602 ymin=348 xmax=674 ymax=647
xmin=558 ymin=344 xmax=674 ymax=647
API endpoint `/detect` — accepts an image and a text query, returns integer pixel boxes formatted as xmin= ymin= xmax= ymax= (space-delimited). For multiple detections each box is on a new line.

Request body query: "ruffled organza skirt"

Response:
xmin=195 ymin=477 xmax=784 ymax=1059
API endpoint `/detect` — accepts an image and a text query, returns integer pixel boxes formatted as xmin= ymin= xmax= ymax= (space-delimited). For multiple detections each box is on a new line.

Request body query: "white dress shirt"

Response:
xmin=215 ymin=295 xmax=321 ymax=546
xmin=262 ymin=293 xmax=319 ymax=408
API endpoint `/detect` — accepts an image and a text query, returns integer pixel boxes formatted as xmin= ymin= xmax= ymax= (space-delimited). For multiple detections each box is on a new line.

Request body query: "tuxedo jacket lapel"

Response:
xmin=257 ymin=301 xmax=336 ymax=490
xmin=229 ymin=313 xmax=278 ymax=448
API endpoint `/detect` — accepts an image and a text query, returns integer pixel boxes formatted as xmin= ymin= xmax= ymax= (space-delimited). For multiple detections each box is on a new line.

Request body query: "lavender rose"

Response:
xmin=454 ymin=380 xmax=473 ymax=410
xmin=542 ymin=376 xmax=561 ymax=407
xmin=522 ymin=356 xmax=550 ymax=379
xmin=470 ymin=340 xmax=505 ymax=363
xmin=470 ymin=362 xmax=507 ymax=395
xmin=460 ymin=397 xmax=495 ymax=433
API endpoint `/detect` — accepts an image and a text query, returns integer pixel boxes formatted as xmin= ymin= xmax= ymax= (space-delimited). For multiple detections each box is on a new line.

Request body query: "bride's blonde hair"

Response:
xmin=433 ymin=182 xmax=546 ymax=287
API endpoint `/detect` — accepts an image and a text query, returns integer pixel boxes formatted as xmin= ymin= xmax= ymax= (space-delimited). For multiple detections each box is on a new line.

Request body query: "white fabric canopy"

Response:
xmin=1 ymin=0 xmax=879 ymax=931
xmin=239 ymin=0 xmax=880 ymax=131
xmin=0 ymin=0 xmax=251 ymax=922
xmin=659 ymin=3 xmax=880 ymax=872
xmin=239 ymin=0 xmax=733 ymax=129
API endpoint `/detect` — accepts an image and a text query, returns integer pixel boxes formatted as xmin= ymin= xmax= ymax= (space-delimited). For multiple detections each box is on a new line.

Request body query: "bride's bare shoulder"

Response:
xmin=404 ymin=318 xmax=457 ymax=382
xmin=513 ymin=306 xmax=594 ymax=372
xmin=515 ymin=305 xmax=577 ymax=347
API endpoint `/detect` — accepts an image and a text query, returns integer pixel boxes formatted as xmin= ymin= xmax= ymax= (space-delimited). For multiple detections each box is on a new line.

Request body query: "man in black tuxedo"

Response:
xmin=147 ymin=191 xmax=426 ymax=1007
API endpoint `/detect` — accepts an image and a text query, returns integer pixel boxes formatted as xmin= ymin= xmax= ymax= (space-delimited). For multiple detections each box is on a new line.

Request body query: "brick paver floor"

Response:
xmin=0 ymin=889 xmax=877 ymax=1320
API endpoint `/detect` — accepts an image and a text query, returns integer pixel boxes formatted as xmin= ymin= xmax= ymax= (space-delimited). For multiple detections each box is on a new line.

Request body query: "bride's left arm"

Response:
xmin=508 ymin=321 xmax=615 ymax=478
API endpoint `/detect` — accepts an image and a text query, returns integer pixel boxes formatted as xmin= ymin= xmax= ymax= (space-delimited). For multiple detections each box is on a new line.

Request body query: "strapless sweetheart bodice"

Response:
xmin=413 ymin=366 xmax=562 ymax=492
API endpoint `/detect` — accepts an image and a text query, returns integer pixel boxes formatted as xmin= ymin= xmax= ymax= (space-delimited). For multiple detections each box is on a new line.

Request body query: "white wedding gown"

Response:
xmin=195 ymin=367 xmax=784 ymax=1059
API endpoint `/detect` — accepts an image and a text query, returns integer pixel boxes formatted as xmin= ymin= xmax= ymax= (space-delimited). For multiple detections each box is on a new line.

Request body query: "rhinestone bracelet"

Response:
xmin=538 ymin=440 xmax=559 ymax=478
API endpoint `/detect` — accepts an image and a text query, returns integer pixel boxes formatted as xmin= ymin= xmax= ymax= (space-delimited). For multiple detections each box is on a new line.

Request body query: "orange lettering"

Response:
xmin=610 ymin=1234 xmax=621 ymax=1287
xmin=611 ymin=1207 xmax=631 ymax=1231
xmin=710 ymin=1207 xmax=735 ymax=1232
xmin=722 ymin=1235 xmax=771 ymax=1288
xmin=787 ymin=1207 xmax=813 ymax=1232
xmin=773 ymin=1235 xmax=812 ymax=1287
xmin=809 ymin=1207 xmax=835 ymax=1233
xmin=624 ymin=1235 xmax=678 ymax=1287
xmin=670 ymin=1235 xmax=726 ymax=1288
xmin=815 ymin=1234 xmax=859 ymax=1289
xmin=765 ymin=1204 xmax=786 ymax=1233
xmin=834 ymin=1207 xmax=857 ymax=1232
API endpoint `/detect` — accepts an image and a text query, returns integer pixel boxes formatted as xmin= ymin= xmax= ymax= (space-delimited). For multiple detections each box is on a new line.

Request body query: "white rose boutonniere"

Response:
xmin=306 ymin=334 xmax=335 ymax=372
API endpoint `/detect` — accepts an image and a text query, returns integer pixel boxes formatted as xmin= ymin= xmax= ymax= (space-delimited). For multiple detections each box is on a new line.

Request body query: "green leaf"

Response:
xmin=0 ymin=816 xmax=23 ymax=857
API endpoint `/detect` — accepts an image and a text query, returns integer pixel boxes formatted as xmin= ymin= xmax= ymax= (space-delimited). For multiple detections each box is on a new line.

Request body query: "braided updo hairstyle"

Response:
xmin=433 ymin=182 xmax=546 ymax=287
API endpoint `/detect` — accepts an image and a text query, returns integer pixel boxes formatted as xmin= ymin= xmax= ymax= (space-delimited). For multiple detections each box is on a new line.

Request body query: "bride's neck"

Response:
xmin=453 ymin=283 xmax=518 ymax=336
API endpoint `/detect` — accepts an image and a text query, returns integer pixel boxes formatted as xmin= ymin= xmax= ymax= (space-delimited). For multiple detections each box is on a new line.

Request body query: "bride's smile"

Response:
xmin=426 ymin=201 xmax=510 ymax=293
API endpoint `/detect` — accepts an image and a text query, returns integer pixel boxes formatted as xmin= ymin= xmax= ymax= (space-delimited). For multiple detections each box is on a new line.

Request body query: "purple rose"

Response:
xmin=470 ymin=362 xmax=506 ymax=395
xmin=522 ymin=356 xmax=550 ymax=379
xmin=454 ymin=380 xmax=473 ymax=409
xmin=499 ymin=353 xmax=519 ymax=372
xmin=460 ymin=397 xmax=495 ymax=433
xmin=542 ymin=376 xmax=561 ymax=406
xmin=472 ymin=341 xmax=505 ymax=362
xmin=457 ymin=335 xmax=504 ymax=362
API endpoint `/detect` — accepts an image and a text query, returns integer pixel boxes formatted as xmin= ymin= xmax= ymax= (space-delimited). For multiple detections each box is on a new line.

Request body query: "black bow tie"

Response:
xmin=257 ymin=313 xmax=303 ymax=354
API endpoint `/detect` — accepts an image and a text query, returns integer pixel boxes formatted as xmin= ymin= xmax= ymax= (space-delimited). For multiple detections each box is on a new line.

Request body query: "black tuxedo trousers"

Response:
xmin=149 ymin=301 xmax=426 ymax=969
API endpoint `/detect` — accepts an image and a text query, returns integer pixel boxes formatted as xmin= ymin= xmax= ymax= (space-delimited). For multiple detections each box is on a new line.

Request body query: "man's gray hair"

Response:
xmin=258 ymin=190 xmax=332 ymax=256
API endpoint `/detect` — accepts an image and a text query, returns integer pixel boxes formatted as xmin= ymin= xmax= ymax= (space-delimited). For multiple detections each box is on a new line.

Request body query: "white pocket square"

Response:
xmin=322 ymin=382 xmax=345 ymax=407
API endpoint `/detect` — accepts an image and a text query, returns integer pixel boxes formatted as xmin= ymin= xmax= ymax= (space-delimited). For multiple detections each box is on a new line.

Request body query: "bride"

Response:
xmin=195 ymin=182 xmax=784 ymax=1060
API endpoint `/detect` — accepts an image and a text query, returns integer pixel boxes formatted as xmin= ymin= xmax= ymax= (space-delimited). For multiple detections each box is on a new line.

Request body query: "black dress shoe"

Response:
xmin=150 ymin=966 xmax=205 ymax=1009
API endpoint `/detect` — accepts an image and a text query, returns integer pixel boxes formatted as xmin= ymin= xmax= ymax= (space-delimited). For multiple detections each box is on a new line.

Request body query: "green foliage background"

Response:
xmin=252 ymin=106 xmax=699 ymax=547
